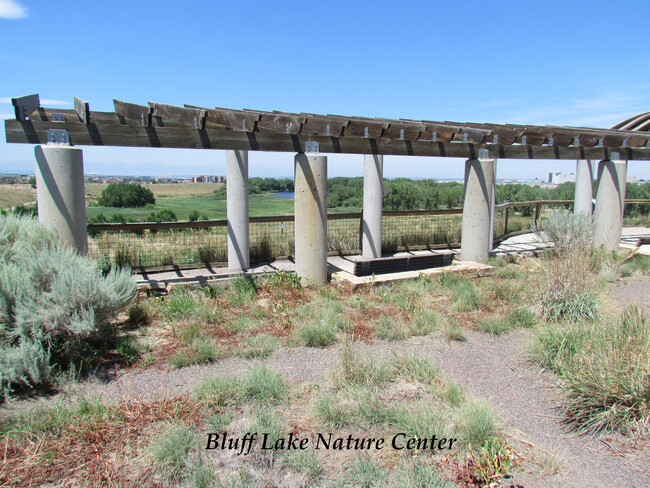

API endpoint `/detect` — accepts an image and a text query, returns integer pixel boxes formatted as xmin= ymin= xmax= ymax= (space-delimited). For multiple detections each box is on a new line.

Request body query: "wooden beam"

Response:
xmin=7 ymin=119 xmax=650 ymax=160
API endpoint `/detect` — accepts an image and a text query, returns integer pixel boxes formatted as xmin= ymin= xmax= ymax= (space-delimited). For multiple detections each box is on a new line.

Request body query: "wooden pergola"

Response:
xmin=5 ymin=94 xmax=650 ymax=160
xmin=5 ymin=94 xmax=644 ymax=283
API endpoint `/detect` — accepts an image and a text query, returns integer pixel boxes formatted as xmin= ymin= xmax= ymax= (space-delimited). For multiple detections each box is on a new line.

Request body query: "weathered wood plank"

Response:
xmin=7 ymin=119 xmax=650 ymax=160
xmin=301 ymin=113 xmax=347 ymax=137
xmin=149 ymin=102 xmax=206 ymax=129
xmin=114 ymin=99 xmax=151 ymax=126
xmin=74 ymin=97 xmax=90 ymax=124
xmin=186 ymin=105 xmax=260 ymax=132
xmin=12 ymin=94 xmax=39 ymax=120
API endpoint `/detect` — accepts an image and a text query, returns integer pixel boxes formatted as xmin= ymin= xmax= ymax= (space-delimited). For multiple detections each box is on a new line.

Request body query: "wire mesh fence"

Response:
xmin=87 ymin=199 xmax=649 ymax=270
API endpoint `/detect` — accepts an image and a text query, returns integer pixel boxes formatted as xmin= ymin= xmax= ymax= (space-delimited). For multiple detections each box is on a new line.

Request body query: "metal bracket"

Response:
xmin=242 ymin=119 xmax=246 ymax=131
xmin=305 ymin=141 xmax=319 ymax=153
xmin=431 ymin=131 xmax=437 ymax=142
xmin=462 ymin=132 xmax=468 ymax=143
xmin=597 ymin=138 xmax=603 ymax=147
xmin=364 ymin=127 xmax=369 ymax=138
xmin=621 ymin=139 xmax=627 ymax=148
xmin=548 ymin=137 xmax=554 ymax=146
xmin=478 ymin=148 xmax=490 ymax=159
xmin=326 ymin=124 xmax=331 ymax=136
xmin=12 ymin=93 xmax=40 ymax=121
xmin=492 ymin=134 xmax=498 ymax=144
xmin=611 ymin=151 xmax=620 ymax=161
xmin=521 ymin=135 xmax=527 ymax=145
xmin=572 ymin=137 xmax=579 ymax=146
xmin=399 ymin=129 xmax=405 ymax=140
xmin=47 ymin=129 xmax=70 ymax=145
xmin=285 ymin=122 xmax=290 ymax=134
xmin=52 ymin=113 xmax=65 ymax=122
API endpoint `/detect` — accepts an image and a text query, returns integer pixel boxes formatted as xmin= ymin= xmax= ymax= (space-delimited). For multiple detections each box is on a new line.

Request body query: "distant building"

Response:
xmin=549 ymin=172 xmax=575 ymax=185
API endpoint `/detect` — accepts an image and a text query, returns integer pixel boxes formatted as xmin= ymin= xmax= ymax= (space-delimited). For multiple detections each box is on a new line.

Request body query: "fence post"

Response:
xmin=358 ymin=209 xmax=364 ymax=252
xmin=503 ymin=206 xmax=509 ymax=235
xmin=534 ymin=202 xmax=542 ymax=227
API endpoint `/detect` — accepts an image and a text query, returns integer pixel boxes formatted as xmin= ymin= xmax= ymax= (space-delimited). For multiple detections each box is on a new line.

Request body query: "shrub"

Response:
xmin=536 ymin=210 xmax=593 ymax=255
xmin=533 ymin=305 xmax=650 ymax=434
xmin=0 ymin=215 xmax=136 ymax=395
xmin=98 ymin=182 xmax=155 ymax=208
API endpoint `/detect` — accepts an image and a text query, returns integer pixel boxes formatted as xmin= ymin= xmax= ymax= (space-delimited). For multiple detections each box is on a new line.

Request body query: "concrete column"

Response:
xmin=34 ymin=145 xmax=88 ymax=254
xmin=294 ymin=152 xmax=328 ymax=285
xmin=226 ymin=150 xmax=250 ymax=271
xmin=362 ymin=154 xmax=383 ymax=259
xmin=574 ymin=160 xmax=594 ymax=216
xmin=593 ymin=160 xmax=627 ymax=251
xmin=460 ymin=158 xmax=495 ymax=263
xmin=488 ymin=159 xmax=497 ymax=251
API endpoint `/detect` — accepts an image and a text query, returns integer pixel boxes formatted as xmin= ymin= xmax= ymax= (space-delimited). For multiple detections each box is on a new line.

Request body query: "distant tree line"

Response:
xmin=213 ymin=177 xmax=294 ymax=198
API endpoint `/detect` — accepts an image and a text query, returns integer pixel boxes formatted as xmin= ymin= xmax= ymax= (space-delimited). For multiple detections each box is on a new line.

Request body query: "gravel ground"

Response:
xmin=3 ymin=275 xmax=649 ymax=487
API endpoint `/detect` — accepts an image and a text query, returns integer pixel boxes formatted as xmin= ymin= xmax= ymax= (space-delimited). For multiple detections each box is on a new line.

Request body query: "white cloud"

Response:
xmin=0 ymin=0 xmax=27 ymax=19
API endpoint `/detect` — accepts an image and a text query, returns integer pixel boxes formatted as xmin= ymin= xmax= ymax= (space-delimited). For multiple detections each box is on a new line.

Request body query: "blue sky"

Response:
xmin=1 ymin=0 xmax=649 ymax=180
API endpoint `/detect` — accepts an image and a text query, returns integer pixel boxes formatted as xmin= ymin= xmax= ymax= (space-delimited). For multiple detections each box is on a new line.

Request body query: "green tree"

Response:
xmin=98 ymin=183 xmax=155 ymax=208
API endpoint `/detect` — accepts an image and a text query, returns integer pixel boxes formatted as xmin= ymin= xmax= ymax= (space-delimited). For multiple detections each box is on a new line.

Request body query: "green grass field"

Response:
xmin=86 ymin=193 xmax=300 ymax=221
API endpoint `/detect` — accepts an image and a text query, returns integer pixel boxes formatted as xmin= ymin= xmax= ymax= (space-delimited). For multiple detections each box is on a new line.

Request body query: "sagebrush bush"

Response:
xmin=536 ymin=210 xmax=594 ymax=255
xmin=0 ymin=215 xmax=136 ymax=395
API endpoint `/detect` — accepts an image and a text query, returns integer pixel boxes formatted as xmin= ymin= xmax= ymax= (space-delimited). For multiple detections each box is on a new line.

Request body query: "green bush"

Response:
xmin=0 ymin=215 xmax=136 ymax=395
xmin=98 ymin=182 xmax=155 ymax=208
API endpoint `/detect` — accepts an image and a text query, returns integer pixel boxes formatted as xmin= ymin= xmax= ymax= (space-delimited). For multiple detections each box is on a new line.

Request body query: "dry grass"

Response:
xmin=0 ymin=184 xmax=36 ymax=208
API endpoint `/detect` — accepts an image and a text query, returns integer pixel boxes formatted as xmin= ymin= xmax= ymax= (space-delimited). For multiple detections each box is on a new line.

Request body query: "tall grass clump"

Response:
xmin=533 ymin=305 xmax=650 ymax=434
xmin=0 ymin=215 xmax=136 ymax=396
xmin=533 ymin=211 xmax=600 ymax=322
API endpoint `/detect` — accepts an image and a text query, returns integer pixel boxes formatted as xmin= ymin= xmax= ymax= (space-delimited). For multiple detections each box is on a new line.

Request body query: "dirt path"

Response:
xmin=3 ymin=275 xmax=649 ymax=487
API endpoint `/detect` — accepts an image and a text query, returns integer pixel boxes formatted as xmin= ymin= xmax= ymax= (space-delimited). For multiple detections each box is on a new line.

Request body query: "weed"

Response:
xmin=534 ymin=305 xmax=650 ymax=434
xmin=149 ymin=423 xmax=213 ymax=487
xmin=507 ymin=307 xmax=536 ymax=328
xmin=465 ymin=437 xmax=516 ymax=486
xmin=284 ymin=449 xmax=324 ymax=482
xmin=193 ymin=375 xmax=241 ymax=406
xmin=391 ymin=458 xmax=456 ymax=488
xmin=376 ymin=315 xmax=410 ymax=341
xmin=454 ymin=399 xmax=496 ymax=447
xmin=161 ymin=288 xmax=198 ymax=321
xmin=411 ymin=308 xmax=441 ymax=336
xmin=209 ymin=407 xmax=236 ymax=431
xmin=128 ymin=303 xmax=150 ymax=326
xmin=295 ymin=319 xmax=337 ymax=347
xmin=115 ymin=334 xmax=142 ymax=365
xmin=171 ymin=336 xmax=222 ymax=368
xmin=390 ymin=351 xmax=439 ymax=385
xmin=442 ymin=320 xmax=466 ymax=342
xmin=390 ymin=401 xmax=450 ymax=439
xmin=315 ymin=391 xmax=352 ymax=427
xmin=536 ymin=210 xmax=593 ymax=255
xmin=477 ymin=315 xmax=512 ymax=335
xmin=342 ymin=454 xmax=385 ymax=488
xmin=233 ymin=334 xmax=278 ymax=359
xmin=333 ymin=338 xmax=392 ymax=388
xmin=451 ymin=280 xmax=483 ymax=312
xmin=261 ymin=270 xmax=302 ymax=290
xmin=228 ymin=276 xmax=257 ymax=305
xmin=241 ymin=365 xmax=288 ymax=405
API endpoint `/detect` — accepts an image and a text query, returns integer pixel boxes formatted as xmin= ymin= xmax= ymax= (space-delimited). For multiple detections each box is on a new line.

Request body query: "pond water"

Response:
xmin=272 ymin=192 xmax=295 ymax=198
